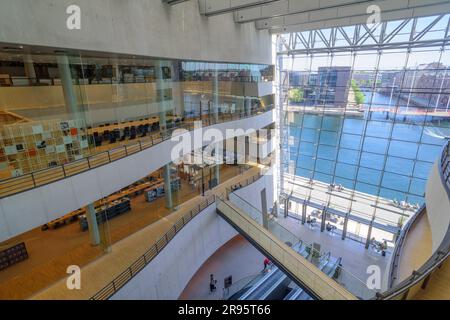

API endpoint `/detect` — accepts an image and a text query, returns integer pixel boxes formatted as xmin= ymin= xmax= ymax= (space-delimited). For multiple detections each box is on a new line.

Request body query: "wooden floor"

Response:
xmin=396 ymin=211 xmax=450 ymax=300
xmin=414 ymin=260 xmax=450 ymax=300
xmin=0 ymin=164 xmax=243 ymax=300
xmin=31 ymin=165 xmax=263 ymax=300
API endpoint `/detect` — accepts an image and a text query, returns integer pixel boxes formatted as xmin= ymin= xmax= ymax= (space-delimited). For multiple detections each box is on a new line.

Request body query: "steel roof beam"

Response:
xmin=255 ymin=0 xmax=450 ymax=33
xmin=198 ymin=0 xmax=280 ymax=16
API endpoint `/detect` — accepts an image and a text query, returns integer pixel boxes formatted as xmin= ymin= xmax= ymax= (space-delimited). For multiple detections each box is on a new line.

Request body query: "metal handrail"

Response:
xmin=90 ymin=169 xmax=269 ymax=300
xmin=378 ymin=140 xmax=450 ymax=300
xmin=90 ymin=194 xmax=216 ymax=300
xmin=387 ymin=204 xmax=426 ymax=289
xmin=0 ymin=106 xmax=274 ymax=199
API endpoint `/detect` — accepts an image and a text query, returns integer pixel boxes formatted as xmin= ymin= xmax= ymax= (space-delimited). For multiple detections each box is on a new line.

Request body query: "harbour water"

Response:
xmin=285 ymin=94 xmax=450 ymax=205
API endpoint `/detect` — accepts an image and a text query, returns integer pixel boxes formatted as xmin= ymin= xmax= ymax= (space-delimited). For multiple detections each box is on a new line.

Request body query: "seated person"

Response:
xmin=326 ymin=222 xmax=333 ymax=232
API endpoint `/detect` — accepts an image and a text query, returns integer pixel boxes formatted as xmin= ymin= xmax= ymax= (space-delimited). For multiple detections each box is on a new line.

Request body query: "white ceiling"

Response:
xmin=194 ymin=0 xmax=450 ymax=34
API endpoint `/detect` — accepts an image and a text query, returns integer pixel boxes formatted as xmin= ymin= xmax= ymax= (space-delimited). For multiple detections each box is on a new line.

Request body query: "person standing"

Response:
xmin=263 ymin=258 xmax=271 ymax=272
xmin=209 ymin=274 xmax=217 ymax=293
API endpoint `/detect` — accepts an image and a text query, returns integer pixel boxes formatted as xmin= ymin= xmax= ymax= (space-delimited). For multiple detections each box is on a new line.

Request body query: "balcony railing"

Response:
xmin=90 ymin=168 xmax=270 ymax=300
xmin=378 ymin=139 xmax=450 ymax=300
xmin=0 ymin=106 xmax=274 ymax=199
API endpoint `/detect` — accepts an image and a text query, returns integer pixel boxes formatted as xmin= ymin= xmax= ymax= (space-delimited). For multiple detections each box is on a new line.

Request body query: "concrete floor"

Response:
xmin=0 ymin=164 xmax=242 ymax=299
xmin=284 ymin=174 xmax=413 ymax=232
xmin=179 ymin=235 xmax=265 ymax=300
xmin=276 ymin=215 xmax=389 ymax=298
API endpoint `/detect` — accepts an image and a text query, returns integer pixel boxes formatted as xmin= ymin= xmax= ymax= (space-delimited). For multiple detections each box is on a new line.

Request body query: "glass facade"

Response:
xmin=0 ymin=46 xmax=275 ymax=299
xmin=0 ymin=51 xmax=274 ymax=180
xmin=279 ymin=16 xmax=450 ymax=244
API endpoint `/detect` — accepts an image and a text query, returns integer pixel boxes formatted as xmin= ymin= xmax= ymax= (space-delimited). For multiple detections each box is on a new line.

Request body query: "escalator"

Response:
xmin=285 ymin=256 xmax=342 ymax=300
xmin=238 ymin=243 xmax=307 ymax=300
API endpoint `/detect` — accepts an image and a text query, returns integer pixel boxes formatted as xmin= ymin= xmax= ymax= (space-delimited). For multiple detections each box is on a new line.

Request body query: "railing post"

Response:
xmin=31 ymin=173 xmax=37 ymax=188
xmin=124 ymin=145 xmax=128 ymax=156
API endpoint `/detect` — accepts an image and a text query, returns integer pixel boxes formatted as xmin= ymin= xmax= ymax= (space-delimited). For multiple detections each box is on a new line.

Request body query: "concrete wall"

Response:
xmin=0 ymin=0 xmax=271 ymax=64
xmin=110 ymin=202 xmax=238 ymax=300
xmin=231 ymin=167 xmax=275 ymax=215
xmin=0 ymin=110 xmax=275 ymax=242
xmin=424 ymin=161 xmax=450 ymax=252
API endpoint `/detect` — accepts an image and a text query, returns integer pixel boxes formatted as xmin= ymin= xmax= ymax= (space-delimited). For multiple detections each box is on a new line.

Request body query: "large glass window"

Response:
xmin=280 ymin=14 xmax=450 ymax=239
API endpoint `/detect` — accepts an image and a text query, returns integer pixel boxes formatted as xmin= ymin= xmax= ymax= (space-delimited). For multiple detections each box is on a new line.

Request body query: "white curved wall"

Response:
xmin=425 ymin=161 xmax=450 ymax=252
xmin=0 ymin=0 xmax=271 ymax=64
xmin=0 ymin=110 xmax=275 ymax=242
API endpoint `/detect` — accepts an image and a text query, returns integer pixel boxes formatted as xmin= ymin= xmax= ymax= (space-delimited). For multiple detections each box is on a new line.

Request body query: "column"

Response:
xmin=163 ymin=164 xmax=173 ymax=209
xmin=301 ymin=200 xmax=307 ymax=224
xmin=214 ymin=142 xmax=220 ymax=186
xmin=86 ymin=204 xmax=100 ymax=246
xmin=156 ymin=60 xmax=174 ymax=209
xmin=244 ymin=97 xmax=252 ymax=116
xmin=320 ymin=208 xmax=327 ymax=232
xmin=365 ymin=219 xmax=374 ymax=250
xmin=56 ymin=54 xmax=82 ymax=120
xmin=284 ymin=198 xmax=289 ymax=218
xmin=112 ymin=63 xmax=121 ymax=83
xmin=261 ymin=188 xmax=269 ymax=230
xmin=23 ymin=54 xmax=37 ymax=84
xmin=172 ymin=61 xmax=185 ymax=117
xmin=212 ymin=65 xmax=220 ymax=123
xmin=236 ymin=96 xmax=245 ymax=117
xmin=256 ymin=130 xmax=261 ymax=164
xmin=342 ymin=213 xmax=349 ymax=240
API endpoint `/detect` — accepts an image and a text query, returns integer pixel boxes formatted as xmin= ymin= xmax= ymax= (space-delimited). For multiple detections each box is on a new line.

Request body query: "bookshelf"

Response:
xmin=0 ymin=119 xmax=92 ymax=178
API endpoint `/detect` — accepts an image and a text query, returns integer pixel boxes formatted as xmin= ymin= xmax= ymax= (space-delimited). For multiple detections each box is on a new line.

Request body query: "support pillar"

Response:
xmin=256 ymin=130 xmax=261 ymax=164
xmin=237 ymin=96 xmax=245 ymax=116
xmin=57 ymin=54 xmax=81 ymax=120
xmin=366 ymin=217 xmax=375 ymax=249
xmin=23 ymin=54 xmax=37 ymax=84
xmin=86 ymin=204 xmax=100 ymax=246
xmin=261 ymin=188 xmax=269 ymax=230
xmin=156 ymin=60 xmax=173 ymax=209
xmin=342 ymin=213 xmax=349 ymax=240
xmin=301 ymin=200 xmax=307 ymax=224
xmin=365 ymin=219 xmax=374 ymax=249
xmin=214 ymin=160 xmax=220 ymax=186
xmin=163 ymin=164 xmax=173 ymax=209
xmin=244 ymin=97 xmax=252 ymax=117
xmin=284 ymin=198 xmax=289 ymax=218
xmin=212 ymin=66 xmax=220 ymax=123
xmin=320 ymin=208 xmax=327 ymax=232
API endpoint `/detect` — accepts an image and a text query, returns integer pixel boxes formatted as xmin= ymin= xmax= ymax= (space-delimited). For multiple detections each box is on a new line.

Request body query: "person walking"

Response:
xmin=263 ymin=257 xmax=271 ymax=272
xmin=209 ymin=274 xmax=217 ymax=293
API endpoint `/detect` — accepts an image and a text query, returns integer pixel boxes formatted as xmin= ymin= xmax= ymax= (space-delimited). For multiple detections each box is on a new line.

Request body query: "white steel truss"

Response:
xmin=278 ymin=14 xmax=450 ymax=55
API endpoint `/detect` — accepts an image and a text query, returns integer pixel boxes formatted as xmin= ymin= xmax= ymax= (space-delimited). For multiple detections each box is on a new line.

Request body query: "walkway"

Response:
xmin=284 ymin=174 xmax=409 ymax=235
xmin=276 ymin=215 xmax=389 ymax=286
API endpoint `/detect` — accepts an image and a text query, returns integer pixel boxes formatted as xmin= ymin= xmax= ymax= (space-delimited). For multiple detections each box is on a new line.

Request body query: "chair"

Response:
xmin=129 ymin=126 xmax=137 ymax=140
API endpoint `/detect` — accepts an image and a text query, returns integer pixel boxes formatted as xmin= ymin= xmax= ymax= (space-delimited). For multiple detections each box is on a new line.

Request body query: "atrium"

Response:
xmin=0 ymin=0 xmax=448 ymax=303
